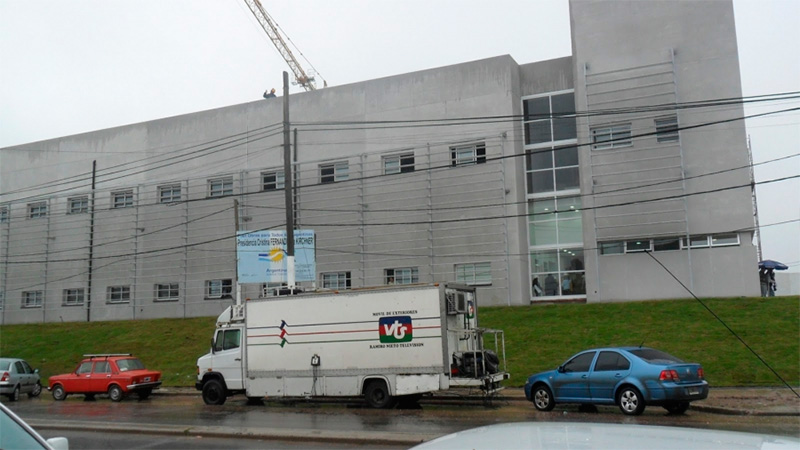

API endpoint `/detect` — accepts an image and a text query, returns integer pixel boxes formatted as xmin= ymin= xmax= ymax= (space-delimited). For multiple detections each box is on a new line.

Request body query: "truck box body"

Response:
xmin=196 ymin=283 xmax=507 ymax=407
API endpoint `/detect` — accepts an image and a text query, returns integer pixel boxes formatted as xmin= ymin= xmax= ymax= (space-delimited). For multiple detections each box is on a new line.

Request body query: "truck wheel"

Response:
xmin=364 ymin=381 xmax=394 ymax=409
xmin=108 ymin=385 xmax=124 ymax=402
xmin=202 ymin=379 xmax=227 ymax=405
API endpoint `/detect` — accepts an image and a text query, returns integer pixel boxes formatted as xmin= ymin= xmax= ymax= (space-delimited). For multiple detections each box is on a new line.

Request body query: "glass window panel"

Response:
xmin=529 ymin=171 xmax=554 ymax=194
xmin=540 ymin=273 xmax=561 ymax=296
xmin=711 ymin=233 xmax=739 ymax=246
xmin=626 ymin=240 xmax=652 ymax=252
xmin=553 ymin=117 xmax=577 ymax=141
xmin=530 ymin=199 xmax=556 ymax=221
xmin=555 ymin=167 xmax=580 ymax=191
xmin=551 ymin=93 xmax=575 ymax=115
xmin=530 ymin=221 xmax=557 ymax=246
xmin=600 ymin=242 xmax=624 ymax=255
xmin=690 ymin=236 xmax=710 ymax=248
xmin=654 ymin=238 xmax=681 ymax=251
xmin=525 ymin=121 xmax=552 ymax=145
xmin=556 ymin=196 xmax=582 ymax=219
xmin=557 ymin=218 xmax=582 ymax=244
xmin=523 ymin=97 xmax=550 ymax=120
xmin=561 ymin=248 xmax=585 ymax=271
xmin=530 ymin=250 xmax=559 ymax=273
xmin=554 ymin=145 xmax=579 ymax=167
xmin=527 ymin=149 xmax=553 ymax=170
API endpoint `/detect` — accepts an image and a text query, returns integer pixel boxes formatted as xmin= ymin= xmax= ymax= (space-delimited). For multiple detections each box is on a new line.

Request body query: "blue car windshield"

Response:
xmin=629 ymin=349 xmax=683 ymax=364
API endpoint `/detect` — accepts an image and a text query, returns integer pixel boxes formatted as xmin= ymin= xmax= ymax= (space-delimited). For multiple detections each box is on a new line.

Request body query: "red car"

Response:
xmin=48 ymin=353 xmax=162 ymax=402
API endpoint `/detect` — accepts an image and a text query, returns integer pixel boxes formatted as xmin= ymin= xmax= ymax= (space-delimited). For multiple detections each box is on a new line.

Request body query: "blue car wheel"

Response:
xmin=618 ymin=386 xmax=645 ymax=415
xmin=532 ymin=385 xmax=555 ymax=412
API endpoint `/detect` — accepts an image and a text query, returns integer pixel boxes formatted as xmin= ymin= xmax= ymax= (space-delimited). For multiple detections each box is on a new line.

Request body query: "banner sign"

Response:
xmin=236 ymin=230 xmax=316 ymax=283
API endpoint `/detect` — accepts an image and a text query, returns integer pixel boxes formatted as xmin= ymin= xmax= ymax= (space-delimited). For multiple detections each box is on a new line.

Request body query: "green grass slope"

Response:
xmin=1 ymin=296 xmax=797 ymax=388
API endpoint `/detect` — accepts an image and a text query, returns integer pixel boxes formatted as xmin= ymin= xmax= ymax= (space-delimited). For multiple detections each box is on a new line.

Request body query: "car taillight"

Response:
xmin=0 ymin=372 xmax=8 ymax=382
xmin=698 ymin=368 xmax=704 ymax=379
xmin=659 ymin=369 xmax=680 ymax=381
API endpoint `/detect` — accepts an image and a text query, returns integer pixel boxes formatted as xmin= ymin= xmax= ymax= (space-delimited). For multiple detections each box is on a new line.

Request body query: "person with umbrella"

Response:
xmin=758 ymin=260 xmax=789 ymax=297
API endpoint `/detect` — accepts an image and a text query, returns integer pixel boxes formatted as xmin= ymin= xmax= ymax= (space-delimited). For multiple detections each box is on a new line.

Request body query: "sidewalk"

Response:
xmin=157 ymin=385 xmax=800 ymax=416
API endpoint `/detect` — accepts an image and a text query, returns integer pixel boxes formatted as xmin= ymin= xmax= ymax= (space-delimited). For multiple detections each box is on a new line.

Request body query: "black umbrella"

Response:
xmin=758 ymin=260 xmax=789 ymax=270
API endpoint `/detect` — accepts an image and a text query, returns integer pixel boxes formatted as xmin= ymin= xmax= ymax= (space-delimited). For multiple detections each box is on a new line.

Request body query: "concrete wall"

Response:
xmin=569 ymin=0 xmax=758 ymax=301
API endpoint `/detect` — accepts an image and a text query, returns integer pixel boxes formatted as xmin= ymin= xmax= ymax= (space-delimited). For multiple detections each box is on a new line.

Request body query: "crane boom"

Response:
xmin=244 ymin=0 xmax=317 ymax=91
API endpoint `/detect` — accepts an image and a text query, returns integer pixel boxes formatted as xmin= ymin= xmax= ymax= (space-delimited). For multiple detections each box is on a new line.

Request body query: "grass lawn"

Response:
xmin=1 ymin=296 xmax=797 ymax=388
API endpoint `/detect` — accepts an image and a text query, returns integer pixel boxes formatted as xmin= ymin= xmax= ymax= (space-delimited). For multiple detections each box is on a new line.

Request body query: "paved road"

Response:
xmin=6 ymin=391 xmax=799 ymax=448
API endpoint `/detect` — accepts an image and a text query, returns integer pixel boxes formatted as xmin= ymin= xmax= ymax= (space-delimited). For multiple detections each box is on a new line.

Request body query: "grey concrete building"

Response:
xmin=0 ymin=0 xmax=759 ymax=324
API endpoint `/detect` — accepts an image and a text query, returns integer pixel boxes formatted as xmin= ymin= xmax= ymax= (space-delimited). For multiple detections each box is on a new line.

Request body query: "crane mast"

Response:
xmin=244 ymin=0 xmax=318 ymax=91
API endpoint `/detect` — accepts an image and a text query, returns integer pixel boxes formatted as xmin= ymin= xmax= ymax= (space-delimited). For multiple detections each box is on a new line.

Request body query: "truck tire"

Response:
xmin=202 ymin=379 xmax=227 ymax=405
xmin=364 ymin=380 xmax=395 ymax=409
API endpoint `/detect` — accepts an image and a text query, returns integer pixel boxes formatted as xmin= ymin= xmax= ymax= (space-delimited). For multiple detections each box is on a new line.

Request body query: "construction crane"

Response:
xmin=244 ymin=0 xmax=325 ymax=91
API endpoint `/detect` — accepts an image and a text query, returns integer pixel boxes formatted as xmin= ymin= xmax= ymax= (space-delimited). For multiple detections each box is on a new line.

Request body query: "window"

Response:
xmin=22 ymin=291 xmax=43 ymax=308
xmin=385 ymin=268 xmax=418 ymax=285
xmin=77 ymin=362 xmax=93 ymax=374
xmin=155 ymin=283 xmax=179 ymax=301
xmin=28 ymin=202 xmax=47 ymax=219
xmin=0 ymin=291 xmax=4 ymax=310
xmin=591 ymin=124 xmax=632 ymax=150
xmin=320 ymin=161 xmax=349 ymax=183
xmin=321 ymin=272 xmax=351 ymax=289
xmin=711 ymin=233 xmax=740 ymax=247
xmin=262 ymin=170 xmax=285 ymax=191
xmin=112 ymin=190 xmax=134 ymax=209
xmin=260 ymin=282 xmax=284 ymax=297
xmin=655 ymin=115 xmax=679 ymax=143
xmin=523 ymin=92 xmax=577 ymax=144
xmin=214 ymin=329 xmax=241 ymax=352
xmin=94 ymin=361 xmax=111 ymax=374
xmin=626 ymin=240 xmax=652 ymax=252
xmin=684 ymin=235 xmax=710 ymax=248
xmin=526 ymin=145 xmax=579 ymax=194
xmin=528 ymin=197 xmax=582 ymax=247
xmin=455 ymin=262 xmax=492 ymax=286
xmin=383 ymin=153 xmax=415 ymax=175
xmin=67 ymin=196 xmax=89 ymax=214
xmin=158 ymin=185 xmax=182 ymax=203
xmin=208 ymin=177 xmax=233 ymax=197
xmin=563 ymin=351 xmax=595 ymax=373
xmin=600 ymin=241 xmax=624 ymax=255
xmin=107 ymin=286 xmax=131 ymax=303
xmin=62 ymin=288 xmax=85 ymax=306
xmin=654 ymin=238 xmax=681 ymax=251
xmin=594 ymin=351 xmax=631 ymax=371
xmin=0 ymin=207 xmax=7 ymax=223
xmin=206 ymin=279 xmax=232 ymax=298
xmin=450 ymin=142 xmax=486 ymax=166
xmin=629 ymin=348 xmax=683 ymax=364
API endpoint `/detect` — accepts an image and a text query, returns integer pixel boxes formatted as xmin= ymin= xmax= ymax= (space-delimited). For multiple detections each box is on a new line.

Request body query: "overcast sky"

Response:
xmin=1 ymin=0 xmax=798 ymax=273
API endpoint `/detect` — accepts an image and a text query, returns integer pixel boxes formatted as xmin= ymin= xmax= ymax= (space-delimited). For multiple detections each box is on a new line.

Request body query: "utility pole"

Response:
xmin=87 ymin=160 xmax=96 ymax=322
xmin=234 ymin=199 xmax=241 ymax=306
xmin=283 ymin=71 xmax=295 ymax=289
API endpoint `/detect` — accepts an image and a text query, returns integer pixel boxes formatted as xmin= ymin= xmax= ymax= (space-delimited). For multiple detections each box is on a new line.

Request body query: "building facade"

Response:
xmin=0 ymin=0 xmax=759 ymax=324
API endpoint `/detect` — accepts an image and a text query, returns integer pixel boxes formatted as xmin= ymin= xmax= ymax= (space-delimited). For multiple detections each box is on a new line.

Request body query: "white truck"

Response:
xmin=195 ymin=283 xmax=508 ymax=408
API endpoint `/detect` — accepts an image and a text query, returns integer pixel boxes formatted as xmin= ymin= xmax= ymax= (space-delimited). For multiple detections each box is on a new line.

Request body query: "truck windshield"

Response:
xmin=116 ymin=359 xmax=145 ymax=372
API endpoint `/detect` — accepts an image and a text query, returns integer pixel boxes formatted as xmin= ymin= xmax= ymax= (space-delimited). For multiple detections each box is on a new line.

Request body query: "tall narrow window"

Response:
xmin=208 ymin=178 xmax=233 ymax=197
xmin=262 ymin=170 xmax=285 ymax=190
xmin=112 ymin=190 xmax=134 ymax=209
xmin=0 ymin=207 xmax=8 ymax=223
xmin=523 ymin=92 xmax=577 ymax=145
xmin=450 ymin=142 xmax=486 ymax=166
xmin=655 ymin=115 xmax=679 ymax=143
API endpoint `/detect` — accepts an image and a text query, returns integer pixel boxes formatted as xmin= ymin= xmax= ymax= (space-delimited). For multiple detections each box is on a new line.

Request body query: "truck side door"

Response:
xmin=213 ymin=328 xmax=243 ymax=390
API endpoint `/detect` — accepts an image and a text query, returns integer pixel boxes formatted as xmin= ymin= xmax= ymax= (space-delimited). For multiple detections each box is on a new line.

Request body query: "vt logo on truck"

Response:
xmin=378 ymin=316 xmax=413 ymax=343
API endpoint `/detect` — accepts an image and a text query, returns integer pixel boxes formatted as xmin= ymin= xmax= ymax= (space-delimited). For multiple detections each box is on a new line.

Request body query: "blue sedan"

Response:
xmin=524 ymin=347 xmax=708 ymax=415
